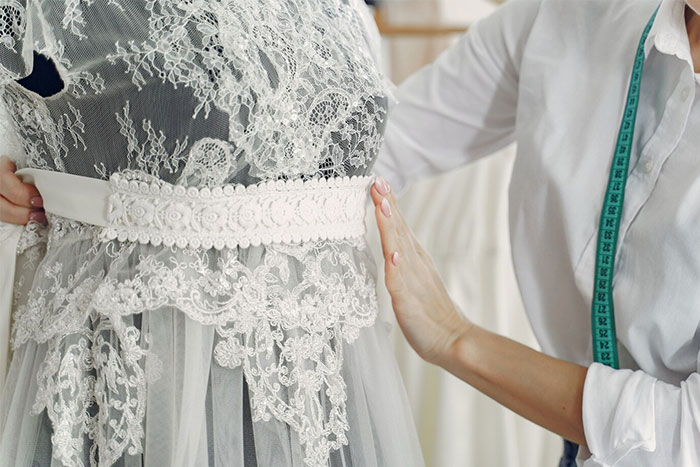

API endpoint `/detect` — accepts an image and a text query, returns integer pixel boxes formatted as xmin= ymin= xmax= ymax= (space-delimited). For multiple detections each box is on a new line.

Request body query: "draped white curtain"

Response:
xmin=368 ymin=1 xmax=562 ymax=465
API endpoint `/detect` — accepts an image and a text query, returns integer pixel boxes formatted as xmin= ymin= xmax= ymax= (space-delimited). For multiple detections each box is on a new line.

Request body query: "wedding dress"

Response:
xmin=0 ymin=1 xmax=425 ymax=466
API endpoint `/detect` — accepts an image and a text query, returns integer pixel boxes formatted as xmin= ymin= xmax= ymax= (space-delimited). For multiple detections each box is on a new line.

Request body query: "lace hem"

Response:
xmin=11 ymin=222 xmax=379 ymax=467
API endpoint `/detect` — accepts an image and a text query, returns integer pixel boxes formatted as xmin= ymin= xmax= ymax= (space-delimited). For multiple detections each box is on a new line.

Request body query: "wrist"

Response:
xmin=432 ymin=315 xmax=475 ymax=370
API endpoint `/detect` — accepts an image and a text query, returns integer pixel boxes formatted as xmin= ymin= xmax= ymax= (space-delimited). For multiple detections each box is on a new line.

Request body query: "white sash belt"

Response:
xmin=0 ymin=168 xmax=373 ymax=390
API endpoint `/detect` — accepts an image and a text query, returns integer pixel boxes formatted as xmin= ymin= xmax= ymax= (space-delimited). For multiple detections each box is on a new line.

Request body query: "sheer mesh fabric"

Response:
xmin=0 ymin=1 xmax=424 ymax=466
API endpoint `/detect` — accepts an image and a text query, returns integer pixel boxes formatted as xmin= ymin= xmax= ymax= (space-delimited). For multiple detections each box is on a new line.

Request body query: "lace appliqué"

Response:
xmin=106 ymin=0 xmax=389 ymax=180
xmin=62 ymin=0 xmax=126 ymax=40
xmin=0 ymin=218 xmax=47 ymax=256
xmin=0 ymin=84 xmax=82 ymax=172
xmin=0 ymin=0 xmax=25 ymax=50
xmin=179 ymin=138 xmax=236 ymax=187
xmin=110 ymin=101 xmax=190 ymax=178
xmin=213 ymin=241 xmax=378 ymax=466
xmin=9 ymin=220 xmax=48 ymax=314
xmin=32 ymin=323 xmax=148 ymax=467
xmin=16 ymin=219 xmax=48 ymax=254
xmin=12 ymin=223 xmax=378 ymax=467
xmin=103 ymin=170 xmax=372 ymax=250
xmin=2 ymin=0 xmax=391 ymax=465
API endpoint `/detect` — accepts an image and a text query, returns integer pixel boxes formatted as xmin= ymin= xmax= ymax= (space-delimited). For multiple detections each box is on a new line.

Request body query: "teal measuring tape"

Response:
xmin=591 ymin=7 xmax=659 ymax=369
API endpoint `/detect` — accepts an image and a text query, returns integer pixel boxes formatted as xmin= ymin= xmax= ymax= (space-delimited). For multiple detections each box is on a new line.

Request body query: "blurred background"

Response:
xmin=364 ymin=1 xmax=562 ymax=465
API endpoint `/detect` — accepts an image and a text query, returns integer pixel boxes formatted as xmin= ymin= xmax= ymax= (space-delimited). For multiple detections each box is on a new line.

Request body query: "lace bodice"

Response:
xmin=1 ymin=0 xmax=390 ymax=181
xmin=0 ymin=2 xmax=394 ymax=466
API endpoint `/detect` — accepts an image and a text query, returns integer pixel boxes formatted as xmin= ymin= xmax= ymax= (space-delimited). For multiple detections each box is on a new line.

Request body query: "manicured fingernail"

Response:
xmin=29 ymin=211 xmax=46 ymax=224
xmin=30 ymin=196 xmax=43 ymax=207
xmin=380 ymin=198 xmax=391 ymax=217
xmin=391 ymin=251 xmax=399 ymax=266
xmin=375 ymin=176 xmax=391 ymax=195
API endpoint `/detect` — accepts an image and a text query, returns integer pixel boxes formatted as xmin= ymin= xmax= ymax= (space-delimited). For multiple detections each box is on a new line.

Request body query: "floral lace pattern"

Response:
xmin=11 ymin=216 xmax=379 ymax=466
xmin=0 ymin=1 xmax=24 ymax=50
xmin=103 ymin=170 xmax=373 ymax=250
xmin=32 ymin=323 xmax=148 ymax=467
xmin=15 ymin=218 xmax=47 ymax=254
xmin=105 ymin=0 xmax=388 ymax=180
xmin=2 ymin=0 xmax=390 ymax=466
xmin=0 ymin=85 xmax=73 ymax=172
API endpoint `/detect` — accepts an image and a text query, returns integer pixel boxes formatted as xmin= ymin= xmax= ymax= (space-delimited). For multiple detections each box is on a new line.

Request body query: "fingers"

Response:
xmin=370 ymin=175 xmax=391 ymax=205
xmin=373 ymin=177 xmax=415 ymax=248
xmin=0 ymin=155 xmax=45 ymax=225
xmin=0 ymin=155 xmax=15 ymax=172
xmin=372 ymin=177 xmax=412 ymax=293
xmin=371 ymin=177 xmax=403 ymax=220
xmin=0 ymin=156 xmax=42 ymax=208
xmin=373 ymin=190 xmax=399 ymax=262
xmin=0 ymin=195 xmax=46 ymax=225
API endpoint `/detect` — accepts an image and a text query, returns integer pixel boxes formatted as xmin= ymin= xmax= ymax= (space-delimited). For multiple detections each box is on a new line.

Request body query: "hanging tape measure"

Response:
xmin=591 ymin=7 xmax=659 ymax=369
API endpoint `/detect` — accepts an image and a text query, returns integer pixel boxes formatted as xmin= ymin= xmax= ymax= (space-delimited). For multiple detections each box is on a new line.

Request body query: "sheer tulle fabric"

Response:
xmin=0 ymin=313 xmax=423 ymax=466
xmin=0 ymin=208 xmax=424 ymax=466
xmin=0 ymin=0 xmax=422 ymax=465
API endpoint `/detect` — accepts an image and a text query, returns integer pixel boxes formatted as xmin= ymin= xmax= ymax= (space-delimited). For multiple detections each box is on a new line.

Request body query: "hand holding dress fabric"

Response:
xmin=370 ymin=177 xmax=472 ymax=366
xmin=0 ymin=155 xmax=45 ymax=225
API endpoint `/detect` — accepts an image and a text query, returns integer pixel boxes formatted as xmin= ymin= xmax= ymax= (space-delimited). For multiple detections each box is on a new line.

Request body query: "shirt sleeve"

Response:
xmin=373 ymin=0 xmax=543 ymax=192
xmin=0 ymin=0 xmax=35 ymax=83
xmin=581 ymin=362 xmax=700 ymax=466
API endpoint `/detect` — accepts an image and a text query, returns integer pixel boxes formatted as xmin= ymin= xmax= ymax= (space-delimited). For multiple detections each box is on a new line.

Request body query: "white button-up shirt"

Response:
xmin=375 ymin=0 xmax=700 ymax=465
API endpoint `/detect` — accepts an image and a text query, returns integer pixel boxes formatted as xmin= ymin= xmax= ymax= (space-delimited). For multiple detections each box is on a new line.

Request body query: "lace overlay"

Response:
xmin=11 ymin=217 xmax=379 ymax=466
xmin=0 ymin=1 xmax=24 ymax=50
xmin=104 ymin=0 xmax=386 ymax=180
xmin=1 ymin=1 xmax=395 ymax=466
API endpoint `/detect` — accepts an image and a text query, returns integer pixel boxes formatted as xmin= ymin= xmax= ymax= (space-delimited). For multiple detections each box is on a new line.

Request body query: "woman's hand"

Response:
xmin=0 ymin=155 xmax=45 ymax=225
xmin=370 ymin=176 xmax=589 ymax=446
xmin=370 ymin=177 xmax=472 ymax=366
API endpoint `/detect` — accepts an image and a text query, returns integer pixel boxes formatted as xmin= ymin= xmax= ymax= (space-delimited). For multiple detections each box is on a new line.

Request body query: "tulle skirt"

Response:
xmin=0 ymin=312 xmax=424 ymax=466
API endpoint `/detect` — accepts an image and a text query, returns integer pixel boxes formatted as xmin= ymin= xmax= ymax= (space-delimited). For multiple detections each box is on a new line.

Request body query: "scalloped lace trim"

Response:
xmin=12 ymin=230 xmax=379 ymax=467
xmin=102 ymin=172 xmax=374 ymax=250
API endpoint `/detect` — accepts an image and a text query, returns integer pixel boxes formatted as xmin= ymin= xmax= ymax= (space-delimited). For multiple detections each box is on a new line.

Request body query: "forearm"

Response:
xmin=438 ymin=323 xmax=588 ymax=447
xmin=370 ymin=181 xmax=590 ymax=448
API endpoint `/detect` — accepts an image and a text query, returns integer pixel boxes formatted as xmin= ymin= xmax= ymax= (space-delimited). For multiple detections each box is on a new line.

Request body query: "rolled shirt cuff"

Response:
xmin=581 ymin=362 xmax=657 ymax=466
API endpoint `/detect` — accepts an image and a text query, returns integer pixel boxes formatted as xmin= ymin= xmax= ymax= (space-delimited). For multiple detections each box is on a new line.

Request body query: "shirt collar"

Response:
xmin=644 ymin=0 xmax=695 ymax=68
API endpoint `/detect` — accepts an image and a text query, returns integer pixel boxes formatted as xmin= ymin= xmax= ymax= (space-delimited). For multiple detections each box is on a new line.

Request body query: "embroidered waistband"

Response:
xmin=15 ymin=168 xmax=373 ymax=250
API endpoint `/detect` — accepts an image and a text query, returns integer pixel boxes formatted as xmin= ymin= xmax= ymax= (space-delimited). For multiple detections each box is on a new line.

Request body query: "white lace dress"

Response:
xmin=0 ymin=1 xmax=425 ymax=466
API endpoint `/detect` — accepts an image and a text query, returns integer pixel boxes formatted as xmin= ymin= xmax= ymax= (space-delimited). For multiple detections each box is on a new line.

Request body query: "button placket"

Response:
xmin=613 ymin=76 xmax=694 ymax=275
xmin=680 ymin=86 xmax=691 ymax=102
xmin=641 ymin=159 xmax=654 ymax=174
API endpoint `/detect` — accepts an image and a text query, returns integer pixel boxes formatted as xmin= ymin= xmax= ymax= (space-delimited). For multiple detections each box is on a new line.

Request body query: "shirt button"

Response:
xmin=680 ymin=86 xmax=691 ymax=102
xmin=641 ymin=159 xmax=654 ymax=174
